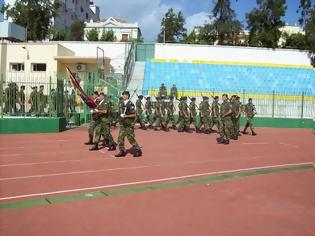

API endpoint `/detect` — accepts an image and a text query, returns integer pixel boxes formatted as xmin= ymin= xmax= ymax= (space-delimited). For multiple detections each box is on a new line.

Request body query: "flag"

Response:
xmin=66 ymin=67 xmax=97 ymax=109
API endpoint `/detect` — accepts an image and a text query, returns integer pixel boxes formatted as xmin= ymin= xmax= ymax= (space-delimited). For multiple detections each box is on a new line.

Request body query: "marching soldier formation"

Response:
xmin=85 ymin=84 xmax=257 ymax=158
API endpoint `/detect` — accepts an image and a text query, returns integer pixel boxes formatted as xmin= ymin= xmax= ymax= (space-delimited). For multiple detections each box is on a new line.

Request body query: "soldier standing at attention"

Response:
xmin=165 ymin=96 xmax=176 ymax=129
xmin=217 ymin=94 xmax=233 ymax=145
xmin=189 ymin=97 xmax=200 ymax=132
xmin=198 ymin=96 xmax=211 ymax=134
xmin=17 ymin=85 xmax=26 ymax=115
xmin=135 ymin=95 xmax=146 ymax=129
xmin=158 ymin=83 xmax=167 ymax=97
xmin=115 ymin=91 xmax=142 ymax=158
xmin=210 ymin=96 xmax=220 ymax=132
xmin=90 ymin=92 xmax=117 ymax=151
xmin=29 ymin=86 xmax=38 ymax=114
xmin=85 ymin=91 xmax=100 ymax=145
xmin=48 ymin=89 xmax=57 ymax=116
xmin=178 ymin=96 xmax=192 ymax=133
xmin=154 ymin=96 xmax=167 ymax=131
xmin=242 ymin=98 xmax=257 ymax=136
xmin=38 ymin=85 xmax=45 ymax=115
xmin=145 ymin=96 xmax=154 ymax=129
xmin=170 ymin=84 xmax=178 ymax=99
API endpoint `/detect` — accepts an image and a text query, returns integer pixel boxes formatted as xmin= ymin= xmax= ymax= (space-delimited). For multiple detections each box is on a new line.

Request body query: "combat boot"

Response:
xmin=223 ymin=139 xmax=230 ymax=145
xmin=172 ymin=124 xmax=177 ymax=130
xmin=103 ymin=139 xmax=109 ymax=147
xmin=84 ymin=135 xmax=93 ymax=145
xmin=177 ymin=128 xmax=184 ymax=132
xmin=141 ymin=124 xmax=147 ymax=130
xmin=185 ymin=128 xmax=193 ymax=133
xmin=89 ymin=143 xmax=99 ymax=151
xmin=133 ymin=148 xmax=142 ymax=157
xmin=252 ymin=131 xmax=257 ymax=136
xmin=204 ymin=129 xmax=211 ymax=134
xmin=115 ymin=150 xmax=126 ymax=157
xmin=196 ymin=128 xmax=202 ymax=133
xmin=217 ymin=137 xmax=224 ymax=144
xmin=108 ymin=143 xmax=117 ymax=151
xmin=148 ymin=125 xmax=153 ymax=129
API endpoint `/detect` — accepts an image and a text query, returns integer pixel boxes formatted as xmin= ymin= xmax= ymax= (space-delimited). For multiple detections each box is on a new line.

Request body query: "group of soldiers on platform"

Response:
xmin=2 ymin=82 xmax=76 ymax=117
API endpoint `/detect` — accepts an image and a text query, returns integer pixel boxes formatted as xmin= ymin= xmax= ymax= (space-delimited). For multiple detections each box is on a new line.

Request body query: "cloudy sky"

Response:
xmin=93 ymin=0 xmax=301 ymax=42
xmin=0 ymin=0 xmax=301 ymax=42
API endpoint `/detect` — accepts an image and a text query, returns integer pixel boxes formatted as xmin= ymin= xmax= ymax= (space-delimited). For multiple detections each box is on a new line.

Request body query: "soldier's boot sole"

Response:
xmin=133 ymin=149 xmax=142 ymax=157
xmin=108 ymin=144 xmax=117 ymax=151
xmin=115 ymin=151 xmax=126 ymax=157
xmin=89 ymin=144 xmax=99 ymax=151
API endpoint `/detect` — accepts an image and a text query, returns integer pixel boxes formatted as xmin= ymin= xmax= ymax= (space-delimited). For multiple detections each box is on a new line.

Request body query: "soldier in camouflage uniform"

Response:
xmin=48 ymin=89 xmax=57 ymax=116
xmin=154 ymin=96 xmax=168 ymax=131
xmin=90 ymin=93 xmax=117 ymax=151
xmin=235 ymin=96 xmax=242 ymax=136
xmin=189 ymin=97 xmax=200 ymax=132
xmin=63 ymin=90 xmax=70 ymax=121
xmin=165 ymin=96 xmax=176 ymax=129
xmin=217 ymin=94 xmax=233 ymax=144
xmin=29 ymin=86 xmax=38 ymax=114
xmin=170 ymin=84 xmax=178 ymax=99
xmin=115 ymin=91 xmax=142 ymax=158
xmin=17 ymin=85 xmax=26 ymax=114
xmin=70 ymin=90 xmax=76 ymax=113
xmin=242 ymin=98 xmax=257 ymax=136
xmin=38 ymin=85 xmax=45 ymax=115
xmin=210 ymin=96 xmax=220 ymax=132
xmin=85 ymin=91 xmax=100 ymax=145
xmin=158 ymin=83 xmax=167 ymax=97
xmin=198 ymin=96 xmax=211 ymax=134
xmin=230 ymin=95 xmax=239 ymax=140
xmin=135 ymin=95 xmax=146 ymax=129
xmin=145 ymin=96 xmax=154 ymax=129
xmin=178 ymin=96 xmax=192 ymax=132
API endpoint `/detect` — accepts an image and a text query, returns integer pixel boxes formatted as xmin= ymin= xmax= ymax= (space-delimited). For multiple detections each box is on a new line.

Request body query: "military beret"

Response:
xmin=146 ymin=96 xmax=151 ymax=100
xmin=183 ymin=96 xmax=187 ymax=100
xmin=222 ymin=94 xmax=228 ymax=97
xmin=191 ymin=97 xmax=196 ymax=101
xmin=40 ymin=85 xmax=44 ymax=88
xmin=138 ymin=95 xmax=144 ymax=98
xmin=202 ymin=96 xmax=209 ymax=100
xmin=214 ymin=96 xmax=219 ymax=99
xmin=20 ymin=85 xmax=25 ymax=89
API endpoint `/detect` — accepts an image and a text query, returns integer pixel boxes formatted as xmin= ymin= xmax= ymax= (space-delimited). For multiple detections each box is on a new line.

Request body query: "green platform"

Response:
xmin=0 ymin=117 xmax=67 ymax=134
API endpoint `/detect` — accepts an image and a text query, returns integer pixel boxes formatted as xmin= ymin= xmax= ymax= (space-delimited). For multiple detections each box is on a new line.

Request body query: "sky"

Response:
xmin=0 ymin=0 xmax=303 ymax=42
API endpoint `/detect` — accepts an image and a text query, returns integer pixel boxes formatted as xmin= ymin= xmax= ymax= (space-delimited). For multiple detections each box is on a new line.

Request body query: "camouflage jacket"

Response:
xmin=189 ymin=101 xmax=197 ymax=116
xmin=211 ymin=101 xmax=219 ymax=117
xmin=220 ymin=101 xmax=232 ymax=120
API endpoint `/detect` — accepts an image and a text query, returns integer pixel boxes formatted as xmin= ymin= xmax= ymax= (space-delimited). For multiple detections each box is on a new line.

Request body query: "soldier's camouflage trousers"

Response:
xmin=136 ymin=110 xmax=145 ymax=127
xmin=165 ymin=113 xmax=176 ymax=126
xmin=178 ymin=116 xmax=190 ymax=130
xmin=198 ymin=115 xmax=210 ymax=130
xmin=231 ymin=117 xmax=240 ymax=138
xmin=220 ymin=117 xmax=233 ymax=140
xmin=210 ymin=116 xmax=220 ymax=130
xmin=118 ymin=119 xmax=140 ymax=151
xmin=190 ymin=114 xmax=198 ymax=129
xmin=94 ymin=117 xmax=114 ymax=144
xmin=245 ymin=117 xmax=254 ymax=132
xmin=146 ymin=112 xmax=154 ymax=126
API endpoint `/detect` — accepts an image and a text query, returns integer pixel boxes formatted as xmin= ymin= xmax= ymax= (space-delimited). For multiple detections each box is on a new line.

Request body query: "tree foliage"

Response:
xmin=246 ymin=0 xmax=286 ymax=48
xmin=86 ymin=28 xmax=99 ymax=41
xmin=281 ymin=32 xmax=307 ymax=50
xmin=212 ymin=0 xmax=243 ymax=45
xmin=1 ymin=0 xmax=60 ymax=41
xmin=66 ymin=20 xmax=85 ymax=41
xmin=100 ymin=29 xmax=116 ymax=42
xmin=304 ymin=8 xmax=315 ymax=54
xmin=157 ymin=8 xmax=187 ymax=43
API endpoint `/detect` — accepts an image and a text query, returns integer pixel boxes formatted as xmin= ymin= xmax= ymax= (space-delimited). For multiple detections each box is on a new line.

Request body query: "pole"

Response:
xmin=272 ymin=90 xmax=275 ymax=118
xmin=301 ymin=91 xmax=304 ymax=119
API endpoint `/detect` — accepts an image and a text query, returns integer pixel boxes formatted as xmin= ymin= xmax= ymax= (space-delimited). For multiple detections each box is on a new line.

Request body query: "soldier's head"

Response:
xmin=122 ymin=91 xmax=130 ymax=101
xmin=236 ymin=96 xmax=240 ymax=101
xmin=222 ymin=94 xmax=228 ymax=102
xmin=138 ymin=95 xmax=144 ymax=100
xmin=202 ymin=96 xmax=209 ymax=101
xmin=248 ymin=98 xmax=252 ymax=103
xmin=40 ymin=85 xmax=44 ymax=91
xmin=51 ymin=89 xmax=55 ymax=92
xmin=93 ymin=91 xmax=99 ymax=98
xmin=34 ymin=86 xmax=38 ymax=91
xmin=156 ymin=96 xmax=161 ymax=101
xmin=161 ymin=95 xmax=166 ymax=100
xmin=169 ymin=95 xmax=174 ymax=100
xmin=20 ymin=85 xmax=25 ymax=90
xmin=231 ymin=95 xmax=236 ymax=102
xmin=146 ymin=96 xmax=151 ymax=100
xmin=214 ymin=96 xmax=219 ymax=101
xmin=183 ymin=96 xmax=187 ymax=101
xmin=99 ymin=92 xmax=105 ymax=100
xmin=191 ymin=97 xmax=196 ymax=101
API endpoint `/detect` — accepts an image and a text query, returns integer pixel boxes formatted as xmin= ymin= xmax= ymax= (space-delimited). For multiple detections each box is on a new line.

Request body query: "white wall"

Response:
xmin=60 ymin=42 xmax=131 ymax=74
xmin=155 ymin=44 xmax=312 ymax=66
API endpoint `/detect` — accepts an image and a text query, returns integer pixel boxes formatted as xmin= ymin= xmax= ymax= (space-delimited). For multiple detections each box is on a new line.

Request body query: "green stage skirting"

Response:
xmin=0 ymin=117 xmax=67 ymax=134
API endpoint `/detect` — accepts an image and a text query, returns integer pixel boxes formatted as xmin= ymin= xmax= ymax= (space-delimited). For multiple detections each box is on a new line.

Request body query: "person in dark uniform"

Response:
xmin=115 ymin=91 xmax=142 ymax=158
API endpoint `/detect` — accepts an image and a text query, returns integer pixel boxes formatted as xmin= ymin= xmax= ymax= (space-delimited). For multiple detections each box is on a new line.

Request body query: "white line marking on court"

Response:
xmin=98 ymin=150 xmax=106 ymax=154
xmin=0 ymin=162 xmax=312 ymax=201
xmin=279 ymin=142 xmax=299 ymax=149
xmin=242 ymin=142 xmax=268 ymax=145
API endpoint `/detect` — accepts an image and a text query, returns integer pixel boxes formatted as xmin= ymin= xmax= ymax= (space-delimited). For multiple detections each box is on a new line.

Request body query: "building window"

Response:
xmin=86 ymin=13 xmax=89 ymax=19
xmin=32 ymin=63 xmax=46 ymax=72
xmin=10 ymin=63 xmax=24 ymax=72
xmin=121 ymin=34 xmax=129 ymax=42
xmin=81 ymin=6 xmax=84 ymax=12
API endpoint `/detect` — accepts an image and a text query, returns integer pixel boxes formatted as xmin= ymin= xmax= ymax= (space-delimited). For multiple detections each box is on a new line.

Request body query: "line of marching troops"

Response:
xmin=85 ymin=87 xmax=257 ymax=159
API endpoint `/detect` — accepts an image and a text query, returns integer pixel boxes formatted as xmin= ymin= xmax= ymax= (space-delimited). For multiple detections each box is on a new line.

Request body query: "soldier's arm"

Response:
xmin=222 ymin=108 xmax=232 ymax=118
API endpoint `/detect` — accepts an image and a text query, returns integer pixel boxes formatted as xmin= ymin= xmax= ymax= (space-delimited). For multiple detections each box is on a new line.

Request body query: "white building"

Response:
xmin=278 ymin=25 xmax=305 ymax=46
xmin=84 ymin=17 xmax=141 ymax=42
xmin=3 ymin=0 xmax=100 ymax=33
